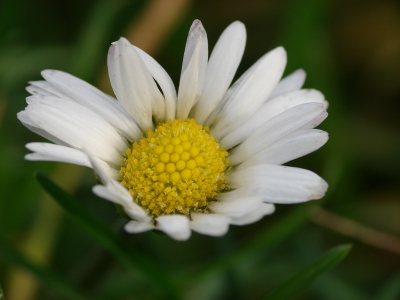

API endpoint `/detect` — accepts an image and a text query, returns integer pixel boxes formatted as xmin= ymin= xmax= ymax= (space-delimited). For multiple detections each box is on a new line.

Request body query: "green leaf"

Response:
xmin=69 ymin=0 xmax=128 ymax=80
xmin=374 ymin=273 xmax=400 ymax=300
xmin=35 ymin=172 xmax=180 ymax=299
xmin=182 ymin=205 xmax=312 ymax=284
xmin=262 ymin=244 xmax=352 ymax=300
xmin=0 ymin=235 xmax=85 ymax=300
xmin=310 ymin=273 xmax=368 ymax=300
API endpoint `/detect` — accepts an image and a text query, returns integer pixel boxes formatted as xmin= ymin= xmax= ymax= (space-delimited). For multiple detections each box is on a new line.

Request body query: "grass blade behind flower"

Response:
xmin=182 ymin=205 xmax=312 ymax=285
xmin=35 ymin=172 xmax=180 ymax=300
xmin=374 ymin=273 xmax=400 ymax=300
xmin=262 ymin=244 xmax=352 ymax=300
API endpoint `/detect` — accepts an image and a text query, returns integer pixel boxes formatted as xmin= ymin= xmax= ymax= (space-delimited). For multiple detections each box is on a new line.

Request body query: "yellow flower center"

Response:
xmin=120 ymin=119 xmax=229 ymax=217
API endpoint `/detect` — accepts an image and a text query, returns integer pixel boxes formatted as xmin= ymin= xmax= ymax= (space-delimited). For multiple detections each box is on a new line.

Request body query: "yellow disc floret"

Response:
xmin=120 ymin=119 xmax=229 ymax=217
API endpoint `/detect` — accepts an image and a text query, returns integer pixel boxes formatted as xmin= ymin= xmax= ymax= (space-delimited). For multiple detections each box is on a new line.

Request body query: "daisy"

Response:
xmin=18 ymin=20 xmax=329 ymax=241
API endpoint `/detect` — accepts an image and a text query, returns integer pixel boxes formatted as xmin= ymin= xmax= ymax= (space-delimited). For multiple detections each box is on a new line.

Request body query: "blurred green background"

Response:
xmin=1 ymin=0 xmax=400 ymax=299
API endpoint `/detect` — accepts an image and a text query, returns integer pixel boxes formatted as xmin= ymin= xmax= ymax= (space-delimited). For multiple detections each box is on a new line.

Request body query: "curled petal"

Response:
xmin=177 ymin=20 xmax=208 ymax=120
xmin=108 ymin=38 xmax=165 ymax=130
xmin=134 ymin=46 xmax=177 ymax=121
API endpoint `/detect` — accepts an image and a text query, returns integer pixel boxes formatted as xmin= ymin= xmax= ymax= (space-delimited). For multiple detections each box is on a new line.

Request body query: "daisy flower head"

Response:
xmin=18 ymin=20 xmax=329 ymax=241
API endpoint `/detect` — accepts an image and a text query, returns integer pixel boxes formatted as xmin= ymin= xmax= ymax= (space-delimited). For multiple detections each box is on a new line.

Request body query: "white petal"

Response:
xmin=228 ymin=103 xmax=326 ymax=165
xmin=229 ymin=164 xmax=328 ymax=203
xmin=134 ymin=46 xmax=177 ymax=121
xmin=108 ymin=38 xmax=165 ymax=130
xmin=297 ymin=110 xmax=328 ymax=131
xmin=236 ymin=129 xmax=329 ymax=170
xmin=230 ymin=203 xmax=275 ymax=226
xmin=26 ymin=142 xmax=90 ymax=167
xmin=17 ymin=111 xmax=69 ymax=146
xmin=38 ymin=70 xmax=142 ymax=140
xmin=124 ymin=220 xmax=154 ymax=233
xmin=93 ymin=185 xmax=150 ymax=221
xmin=189 ymin=213 xmax=230 ymax=237
xmin=210 ymin=47 xmax=287 ymax=140
xmin=268 ymin=69 xmax=306 ymax=100
xmin=208 ymin=197 xmax=262 ymax=218
xmin=26 ymin=81 xmax=58 ymax=96
xmin=85 ymin=150 xmax=116 ymax=184
xmin=221 ymin=89 xmax=328 ymax=149
xmin=156 ymin=215 xmax=191 ymax=241
xmin=177 ymin=20 xmax=208 ymax=120
xmin=190 ymin=21 xmax=246 ymax=124
xmin=25 ymin=96 xmax=126 ymax=165
xmin=88 ymin=154 xmax=151 ymax=222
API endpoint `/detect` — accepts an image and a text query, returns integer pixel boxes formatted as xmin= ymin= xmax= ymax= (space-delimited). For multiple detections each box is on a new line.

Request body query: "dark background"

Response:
xmin=0 ymin=0 xmax=399 ymax=299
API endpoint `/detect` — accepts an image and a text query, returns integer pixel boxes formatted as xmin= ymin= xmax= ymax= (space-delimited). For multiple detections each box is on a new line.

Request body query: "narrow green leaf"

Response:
xmin=35 ymin=172 xmax=180 ymax=299
xmin=310 ymin=273 xmax=368 ymax=300
xmin=0 ymin=235 xmax=85 ymax=300
xmin=374 ymin=273 xmax=400 ymax=300
xmin=183 ymin=205 xmax=312 ymax=284
xmin=262 ymin=244 xmax=352 ymax=300
xmin=70 ymin=0 xmax=128 ymax=80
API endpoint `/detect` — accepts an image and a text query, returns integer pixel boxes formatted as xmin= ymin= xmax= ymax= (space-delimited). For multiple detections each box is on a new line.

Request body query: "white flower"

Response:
xmin=18 ymin=20 xmax=329 ymax=241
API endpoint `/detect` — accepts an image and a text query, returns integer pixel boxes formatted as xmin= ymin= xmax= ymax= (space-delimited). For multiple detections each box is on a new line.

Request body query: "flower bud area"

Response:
xmin=120 ymin=119 xmax=229 ymax=217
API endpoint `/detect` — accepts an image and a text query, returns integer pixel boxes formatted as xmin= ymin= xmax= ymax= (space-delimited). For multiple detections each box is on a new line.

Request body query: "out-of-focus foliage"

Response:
xmin=262 ymin=244 xmax=352 ymax=300
xmin=0 ymin=0 xmax=399 ymax=299
xmin=0 ymin=281 xmax=4 ymax=300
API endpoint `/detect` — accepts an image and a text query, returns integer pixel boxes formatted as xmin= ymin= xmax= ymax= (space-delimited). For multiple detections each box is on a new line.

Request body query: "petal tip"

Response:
xmin=191 ymin=19 xmax=204 ymax=30
xmin=297 ymin=68 xmax=306 ymax=75
xmin=276 ymin=46 xmax=287 ymax=57
xmin=230 ymin=20 xmax=246 ymax=31
xmin=156 ymin=215 xmax=192 ymax=241
xmin=111 ymin=37 xmax=132 ymax=49
xmin=41 ymin=69 xmax=57 ymax=78
xmin=189 ymin=19 xmax=206 ymax=38
xmin=311 ymin=178 xmax=329 ymax=200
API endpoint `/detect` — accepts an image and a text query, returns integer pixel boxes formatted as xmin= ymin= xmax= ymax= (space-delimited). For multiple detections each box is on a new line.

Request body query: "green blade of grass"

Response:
xmin=262 ymin=244 xmax=352 ymax=300
xmin=0 ymin=235 xmax=85 ymax=300
xmin=374 ymin=273 xmax=400 ymax=300
xmin=69 ymin=0 xmax=130 ymax=80
xmin=35 ymin=171 xmax=180 ymax=299
xmin=182 ymin=205 xmax=312 ymax=284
